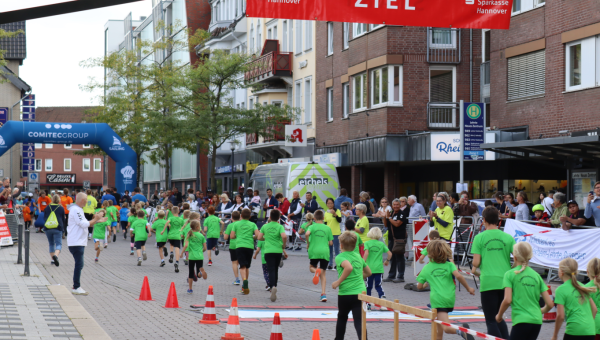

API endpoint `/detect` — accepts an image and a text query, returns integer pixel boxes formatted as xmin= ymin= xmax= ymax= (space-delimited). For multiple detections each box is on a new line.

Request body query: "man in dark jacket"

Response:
xmin=301 ymin=192 xmax=319 ymax=215
xmin=263 ymin=188 xmax=279 ymax=212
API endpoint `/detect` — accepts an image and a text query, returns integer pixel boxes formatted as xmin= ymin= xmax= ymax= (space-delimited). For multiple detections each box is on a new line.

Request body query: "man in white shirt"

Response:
xmin=542 ymin=190 xmax=555 ymax=217
xmin=407 ymin=195 xmax=427 ymax=219
xmin=67 ymin=192 xmax=100 ymax=295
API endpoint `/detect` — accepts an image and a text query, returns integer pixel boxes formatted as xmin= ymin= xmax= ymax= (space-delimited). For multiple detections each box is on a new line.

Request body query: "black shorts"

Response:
xmin=229 ymin=249 xmax=238 ymax=262
xmin=436 ymin=307 xmax=454 ymax=313
xmin=188 ymin=260 xmax=203 ymax=279
xmin=134 ymin=241 xmax=146 ymax=249
xmin=169 ymin=239 xmax=181 ymax=248
xmin=310 ymin=259 xmax=329 ymax=269
xmin=120 ymin=221 xmax=128 ymax=230
xmin=157 ymin=242 xmax=167 ymax=248
xmin=207 ymin=238 xmax=219 ymax=250
xmin=236 ymin=248 xmax=254 ymax=268
xmin=84 ymin=213 xmax=94 ymax=221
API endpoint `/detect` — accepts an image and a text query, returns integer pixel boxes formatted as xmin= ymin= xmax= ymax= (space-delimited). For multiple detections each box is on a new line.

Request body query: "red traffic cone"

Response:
xmin=163 ymin=282 xmax=180 ymax=308
xmin=137 ymin=276 xmax=154 ymax=301
xmin=269 ymin=312 xmax=283 ymax=340
xmin=221 ymin=298 xmax=244 ymax=340
xmin=200 ymin=285 xmax=220 ymax=324
xmin=543 ymin=285 xmax=556 ymax=322
xmin=311 ymin=329 xmax=320 ymax=340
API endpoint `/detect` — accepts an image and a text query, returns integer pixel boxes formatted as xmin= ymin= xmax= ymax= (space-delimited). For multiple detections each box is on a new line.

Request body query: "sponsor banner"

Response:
xmin=46 ymin=173 xmax=76 ymax=184
xmin=0 ymin=108 xmax=7 ymax=126
xmin=431 ymin=132 xmax=496 ymax=161
xmin=247 ymin=0 xmax=513 ymax=30
xmin=504 ymin=219 xmax=600 ymax=270
xmin=284 ymin=125 xmax=307 ymax=147
xmin=0 ymin=211 xmax=13 ymax=246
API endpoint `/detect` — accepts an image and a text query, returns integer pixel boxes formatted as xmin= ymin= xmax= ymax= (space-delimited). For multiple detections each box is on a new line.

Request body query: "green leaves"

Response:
xmin=0 ymin=28 xmax=24 ymax=83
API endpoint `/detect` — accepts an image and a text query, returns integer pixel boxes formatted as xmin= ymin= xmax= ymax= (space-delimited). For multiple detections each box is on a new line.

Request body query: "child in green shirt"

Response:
xmin=150 ymin=210 xmax=168 ymax=267
xmin=343 ymin=219 xmax=363 ymax=255
xmin=181 ymin=220 xmax=207 ymax=294
xmin=203 ymin=206 xmax=224 ymax=267
xmin=162 ymin=206 xmax=184 ymax=273
xmin=131 ymin=210 xmax=149 ymax=266
xmin=253 ymin=240 xmax=269 ymax=291
xmin=418 ymin=230 xmax=440 ymax=264
xmin=305 ymin=210 xmax=333 ymax=302
xmin=92 ymin=210 xmax=109 ymax=263
xmin=257 ymin=209 xmax=289 ymax=302
xmin=362 ymin=227 xmax=391 ymax=299
xmin=224 ymin=211 xmax=241 ymax=285
xmin=180 ymin=210 xmax=191 ymax=265
xmin=585 ymin=258 xmax=600 ymax=339
xmin=126 ymin=207 xmax=137 ymax=255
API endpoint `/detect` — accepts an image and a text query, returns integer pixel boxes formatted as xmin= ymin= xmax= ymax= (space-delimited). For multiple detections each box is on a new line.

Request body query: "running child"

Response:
xmin=163 ymin=206 xmax=184 ymax=273
xmin=106 ymin=200 xmax=119 ymax=243
xmin=120 ymin=202 xmax=130 ymax=239
xmin=363 ymin=227 xmax=391 ymax=299
xmin=131 ymin=210 xmax=149 ymax=266
xmin=127 ymin=207 xmax=137 ymax=255
xmin=92 ymin=210 xmax=109 ymax=263
xmin=305 ymin=210 xmax=333 ymax=302
xmin=182 ymin=212 xmax=200 ymax=265
xmin=203 ymin=206 xmax=223 ymax=266
xmin=496 ymin=242 xmax=554 ymax=340
xmin=298 ymin=212 xmax=314 ymax=235
xmin=224 ymin=211 xmax=241 ymax=285
xmin=258 ymin=209 xmax=288 ymax=302
xmin=151 ymin=210 xmax=168 ymax=267
xmin=253 ymin=239 xmax=269 ymax=292
xmin=180 ymin=210 xmax=191 ymax=265
xmin=181 ymin=220 xmax=207 ymax=294
xmin=552 ymin=258 xmax=597 ymax=340
xmin=419 ymin=230 xmax=441 ymax=264
xmin=585 ymin=258 xmax=600 ymax=340
xmin=231 ymin=208 xmax=259 ymax=295
xmin=332 ymin=231 xmax=371 ymax=340
xmin=343 ymin=219 xmax=363 ymax=255
xmin=417 ymin=240 xmax=476 ymax=340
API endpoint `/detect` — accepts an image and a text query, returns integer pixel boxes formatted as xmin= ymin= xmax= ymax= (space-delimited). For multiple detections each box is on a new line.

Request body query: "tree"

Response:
xmin=0 ymin=28 xmax=24 ymax=83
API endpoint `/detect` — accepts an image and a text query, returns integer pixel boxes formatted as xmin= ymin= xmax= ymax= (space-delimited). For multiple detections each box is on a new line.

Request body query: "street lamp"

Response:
xmin=230 ymin=143 xmax=236 ymax=197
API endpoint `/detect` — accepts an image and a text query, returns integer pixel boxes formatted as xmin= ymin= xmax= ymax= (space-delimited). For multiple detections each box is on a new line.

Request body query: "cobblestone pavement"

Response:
xmin=23 ymin=231 xmax=566 ymax=340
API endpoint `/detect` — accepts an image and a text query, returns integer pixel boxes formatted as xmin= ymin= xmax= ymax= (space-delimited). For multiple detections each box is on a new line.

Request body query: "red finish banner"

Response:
xmin=247 ymin=0 xmax=513 ymax=29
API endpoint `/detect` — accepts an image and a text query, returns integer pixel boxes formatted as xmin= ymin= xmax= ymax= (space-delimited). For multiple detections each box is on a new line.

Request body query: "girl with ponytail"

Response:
xmin=552 ymin=258 xmax=597 ymax=340
xmin=584 ymin=258 xmax=600 ymax=340
xmin=181 ymin=220 xmax=207 ymax=294
xmin=496 ymin=242 xmax=554 ymax=340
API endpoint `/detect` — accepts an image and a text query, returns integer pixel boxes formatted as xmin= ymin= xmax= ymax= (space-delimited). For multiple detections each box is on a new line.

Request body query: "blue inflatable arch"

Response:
xmin=0 ymin=121 xmax=137 ymax=193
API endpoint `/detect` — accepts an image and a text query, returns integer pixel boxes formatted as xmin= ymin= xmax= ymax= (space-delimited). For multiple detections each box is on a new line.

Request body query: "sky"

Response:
xmin=7 ymin=0 xmax=152 ymax=107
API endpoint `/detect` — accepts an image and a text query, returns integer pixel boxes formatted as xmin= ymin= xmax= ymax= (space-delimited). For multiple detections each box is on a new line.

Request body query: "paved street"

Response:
xmin=4 ymin=231 xmax=566 ymax=340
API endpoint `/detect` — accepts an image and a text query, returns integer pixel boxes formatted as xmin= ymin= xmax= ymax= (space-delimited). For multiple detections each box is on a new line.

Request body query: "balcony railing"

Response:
xmin=427 ymin=102 xmax=459 ymax=129
xmin=245 ymin=120 xmax=290 ymax=145
xmin=244 ymin=50 xmax=293 ymax=83
xmin=246 ymin=133 xmax=258 ymax=145
xmin=427 ymin=28 xmax=461 ymax=64
xmin=480 ymin=61 xmax=490 ymax=103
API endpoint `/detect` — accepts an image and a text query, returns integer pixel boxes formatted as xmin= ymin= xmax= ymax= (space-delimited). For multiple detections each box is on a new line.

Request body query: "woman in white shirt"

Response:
xmin=221 ymin=194 xmax=247 ymax=215
xmin=187 ymin=194 xmax=199 ymax=212
xmin=373 ymin=197 xmax=392 ymax=218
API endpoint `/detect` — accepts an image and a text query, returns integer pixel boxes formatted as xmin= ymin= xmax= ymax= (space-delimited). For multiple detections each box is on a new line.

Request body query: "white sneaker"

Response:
xmin=72 ymin=287 xmax=88 ymax=295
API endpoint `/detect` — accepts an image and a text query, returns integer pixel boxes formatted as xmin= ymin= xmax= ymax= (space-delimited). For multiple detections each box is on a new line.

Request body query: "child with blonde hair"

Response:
xmin=151 ymin=210 xmax=168 ymax=266
xmin=181 ymin=220 xmax=207 ymax=294
xmin=419 ymin=230 xmax=441 ymax=264
xmin=162 ymin=206 xmax=184 ymax=273
xmin=299 ymin=212 xmax=314 ymax=235
xmin=585 ymin=258 xmax=600 ymax=340
xmin=92 ymin=210 xmax=109 ymax=262
xmin=362 ymin=227 xmax=391 ymax=299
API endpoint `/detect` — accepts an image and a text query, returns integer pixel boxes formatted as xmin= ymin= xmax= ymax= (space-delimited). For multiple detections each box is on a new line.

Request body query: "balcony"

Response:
xmin=246 ymin=119 xmax=290 ymax=145
xmin=244 ymin=40 xmax=293 ymax=84
xmin=480 ymin=61 xmax=490 ymax=103
xmin=245 ymin=120 xmax=292 ymax=158
xmin=427 ymin=28 xmax=461 ymax=64
xmin=427 ymin=102 xmax=459 ymax=129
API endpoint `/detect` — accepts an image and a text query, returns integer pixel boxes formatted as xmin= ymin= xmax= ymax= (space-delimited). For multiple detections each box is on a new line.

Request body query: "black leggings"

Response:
xmin=188 ymin=260 xmax=203 ymax=279
xmin=563 ymin=335 xmax=596 ymax=340
xmin=508 ymin=323 xmax=541 ymax=340
xmin=335 ymin=295 xmax=366 ymax=340
xmin=264 ymin=253 xmax=282 ymax=288
xmin=481 ymin=290 xmax=509 ymax=339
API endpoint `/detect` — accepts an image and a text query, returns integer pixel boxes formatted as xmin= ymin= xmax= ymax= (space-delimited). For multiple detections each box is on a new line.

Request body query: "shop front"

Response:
xmin=40 ymin=173 xmax=102 ymax=195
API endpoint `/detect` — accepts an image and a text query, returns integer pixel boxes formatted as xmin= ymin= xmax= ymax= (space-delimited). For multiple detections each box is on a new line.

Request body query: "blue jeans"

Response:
xmin=68 ymin=246 xmax=85 ymax=289
xmin=329 ymin=235 xmax=340 ymax=264
xmin=45 ymin=229 xmax=63 ymax=253
xmin=367 ymin=273 xmax=384 ymax=298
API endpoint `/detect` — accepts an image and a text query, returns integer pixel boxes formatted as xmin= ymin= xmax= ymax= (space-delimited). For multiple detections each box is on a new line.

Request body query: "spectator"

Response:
xmin=287 ymin=191 xmax=302 ymax=224
xmin=217 ymin=193 xmax=233 ymax=217
xmin=429 ymin=194 xmax=454 ymax=241
xmin=537 ymin=192 xmax=546 ymax=204
xmin=324 ymin=197 xmax=342 ymax=269
xmin=171 ymin=187 xmax=183 ymax=205
xmin=131 ymin=187 xmax=148 ymax=207
xmin=455 ymin=191 xmax=479 ymax=225
xmin=382 ymin=198 xmax=407 ymax=283
xmin=373 ymin=197 xmax=392 ymax=218
xmin=542 ymin=190 xmax=555 ymax=216
xmin=508 ymin=191 xmax=530 ymax=221
xmin=334 ymin=188 xmax=353 ymax=210
xmin=244 ymin=188 xmax=253 ymax=205
xmin=263 ymin=188 xmax=279 ymax=213
xmin=429 ymin=192 xmax=438 ymax=213
xmin=355 ymin=192 xmax=375 ymax=216
xmin=503 ymin=193 xmax=516 ymax=218
xmin=561 ymin=200 xmax=593 ymax=230
xmin=449 ymin=193 xmax=460 ymax=212
xmin=100 ymin=188 xmax=117 ymax=205
xmin=399 ymin=197 xmax=410 ymax=213
xmin=187 ymin=194 xmax=199 ymax=212
xmin=112 ymin=187 xmax=121 ymax=204
xmin=151 ymin=190 xmax=160 ymax=201
xmin=44 ymin=194 xmax=65 ymax=267
xmin=275 ymin=193 xmax=290 ymax=216
xmin=531 ymin=204 xmax=550 ymax=227
xmin=367 ymin=192 xmax=378 ymax=211
xmin=549 ymin=192 xmax=568 ymax=228
xmin=585 ymin=181 xmax=600 ymax=228
xmin=301 ymin=192 xmax=319 ymax=215
xmin=60 ymin=189 xmax=73 ymax=238
xmin=407 ymin=195 xmax=427 ymax=219
xmin=493 ymin=192 xmax=507 ymax=215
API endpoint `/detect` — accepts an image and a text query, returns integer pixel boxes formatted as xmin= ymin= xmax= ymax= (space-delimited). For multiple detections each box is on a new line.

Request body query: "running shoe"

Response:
xmin=279 ymin=257 xmax=284 ymax=268
xmin=184 ymin=260 xmax=188 ymax=266
xmin=270 ymin=287 xmax=277 ymax=302
xmin=142 ymin=252 xmax=147 ymax=261
xmin=104 ymin=244 xmax=107 ymax=248
xmin=193 ymin=272 xmax=198 ymax=282
xmin=169 ymin=253 xmax=174 ymax=263
xmin=313 ymin=268 xmax=321 ymax=285
xmin=187 ymin=289 xmax=193 ymax=294
xmin=137 ymin=258 xmax=142 ymax=266
xmin=265 ymin=286 xmax=270 ymax=291
xmin=130 ymin=251 xmax=134 ymax=255
xmin=233 ymin=279 xmax=241 ymax=285
xmin=320 ymin=294 xmax=327 ymax=302
xmin=52 ymin=255 xmax=59 ymax=267
xmin=294 ymin=246 xmax=302 ymax=251
xmin=460 ymin=323 xmax=474 ymax=340
xmin=72 ymin=288 xmax=88 ymax=295
xmin=163 ymin=247 xmax=169 ymax=257
xmin=208 ymin=260 xmax=213 ymax=266
xmin=113 ymin=234 xmax=116 ymax=242
xmin=95 ymin=258 xmax=98 ymax=263
xmin=381 ymin=295 xmax=387 ymax=299
xmin=366 ymin=303 xmax=372 ymax=311
xmin=160 ymin=261 xmax=165 ymax=267
xmin=327 ymin=265 xmax=333 ymax=270
xmin=123 ymin=232 xmax=127 ymax=239
xmin=174 ymin=263 xmax=179 ymax=273
xmin=242 ymin=288 xmax=249 ymax=295
xmin=88 ymin=235 xmax=91 ymax=240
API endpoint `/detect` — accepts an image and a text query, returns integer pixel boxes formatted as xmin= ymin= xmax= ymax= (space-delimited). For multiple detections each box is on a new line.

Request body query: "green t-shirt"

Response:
xmin=307 ymin=223 xmax=333 ymax=260
xmin=584 ymin=281 xmax=600 ymax=335
xmin=421 ymin=248 xmax=428 ymax=256
xmin=127 ymin=215 xmax=138 ymax=229
xmin=225 ymin=221 xmax=238 ymax=250
xmin=364 ymin=239 xmax=390 ymax=274
xmin=167 ymin=216 xmax=184 ymax=240
xmin=257 ymin=240 xmax=267 ymax=264
xmin=416 ymin=261 xmax=458 ymax=309
xmin=152 ymin=219 xmax=167 ymax=243
xmin=131 ymin=219 xmax=148 ymax=241
xmin=232 ymin=220 xmax=258 ymax=249
xmin=106 ymin=206 xmax=118 ymax=224
xmin=355 ymin=216 xmax=370 ymax=243
xmin=555 ymin=280 xmax=596 ymax=336
xmin=471 ymin=228 xmax=515 ymax=292
xmin=93 ymin=221 xmax=109 ymax=240
xmin=261 ymin=221 xmax=285 ymax=254
xmin=180 ymin=219 xmax=189 ymax=238
xmin=182 ymin=220 xmax=192 ymax=240
xmin=335 ymin=251 xmax=367 ymax=296
xmin=352 ymin=231 xmax=364 ymax=255
xmin=204 ymin=215 xmax=221 ymax=239
xmin=300 ymin=222 xmax=310 ymax=231
xmin=502 ymin=266 xmax=548 ymax=325
xmin=187 ymin=231 xmax=206 ymax=261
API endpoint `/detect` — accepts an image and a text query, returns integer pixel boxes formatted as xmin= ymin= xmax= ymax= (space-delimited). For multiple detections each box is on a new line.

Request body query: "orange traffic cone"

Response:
xmin=137 ymin=276 xmax=154 ymax=301
xmin=543 ymin=285 xmax=556 ymax=322
xmin=269 ymin=312 xmax=283 ymax=340
xmin=311 ymin=329 xmax=320 ymax=340
xmin=200 ymin=285 xmax=220 ymax=324
xmin=221 ymin=298 xmax=244 ymax=340
xmin=163 ymin=282 xmax=180 ymax=308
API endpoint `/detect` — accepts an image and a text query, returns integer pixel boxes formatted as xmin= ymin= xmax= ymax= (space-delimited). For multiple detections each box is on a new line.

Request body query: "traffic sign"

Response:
xmin=28 ymin=173 xmax=39 ymax=183
xmin=462 ymin=102 xmax=485 ymax=161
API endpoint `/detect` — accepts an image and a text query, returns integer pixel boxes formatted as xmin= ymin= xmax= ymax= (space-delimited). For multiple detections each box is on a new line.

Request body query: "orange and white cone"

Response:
xmin=200 ymin=285 xmax=220 ymax=324
xmin=311 ymin=329 xmax=320 ymax=340
xmin=221 ymin=298 xmax=244 ymax=340
xmin=269 ymin=312 xmax=283 ymax=340
xmin=543 ymin=285 xmax=556 ymax=322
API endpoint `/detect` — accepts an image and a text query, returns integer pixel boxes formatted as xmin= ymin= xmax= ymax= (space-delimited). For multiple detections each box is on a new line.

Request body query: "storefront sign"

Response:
xmin=215 ymin=165 xmax=244 ymax=174
xmin=247 ymin=0 xmax=512 ymax=30
xmin=313 ymin=153 xmax=345 ymax=167
xmin=278 ymin=157 xmax=310 ymax=164
xmin=246 ymin=162 xmax=259 ymax=173
xmin=462 ymin=102 xmax=485 ymax=161
xmin=0 ymin=108 xmax=7 ymax=126
xmin=431 ymin=133 xmax=496 ymax=161
xmin=46 ymin=173 xmax=76 ymax=184
xmin=284 ymin=125 xmax=307 ymax=147
xmin=572 ymin=171 xmax=596 ymax=211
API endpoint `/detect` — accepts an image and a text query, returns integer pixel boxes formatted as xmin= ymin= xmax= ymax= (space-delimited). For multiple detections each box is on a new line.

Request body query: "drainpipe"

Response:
xmin=469 ymin=29 xmax=473 ymax=102
xmin=9 ymin=90 xmax=31 ymax=184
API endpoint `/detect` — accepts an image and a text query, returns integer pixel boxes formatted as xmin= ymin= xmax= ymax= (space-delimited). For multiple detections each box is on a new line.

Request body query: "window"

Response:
xmin=430 ymin=28 xmax=457 ymax=48
xmin=267 ymin=28 xmax=272 ymax=39
xmin=512 ymin=0 xmax=544 ymax=15
xmin=371 ymin=65 xmax=403 ymax=107
xmin=353 ymin=23 xmax=367 ymax=38
xmin=565 ymin=37 xmax=599 ymax=91
xmin=257 ymin=21 xmax=262 ymax=52
xmin=249 ymin=98 xmax=254 ymax=109
xmin=342 ymin=83 xmax=350 ymax=118
xmin=507 ymin=50 xmax=545 ymax=100
xmin=305 ymin=21 xmax=312 ymax=51
xmin=64 ymin=144 xmax=72 ymax=149
xmin=430 ymin=67 xmax=456 ymax=102
xmin=241 ymin=101 xmax=245 ymax=109
xmin=327 ymin=88 xmax=333 ymax=121
xmin=83 ymin=158 xmax=91 ymax=172
xmin=267 ymin=23 xmax=277 ymax=39
xmin=45 ymin=144 xmax=53 ymax=149
xmin=64 ymin=159 xmax=71 ymax=171
xmin=283 ymin=21 xmax=288 ymax=52
xmin=35 ymin=143 xmax=42 ymax=149
xmin=295 ymin=81 xmax=302 ymax=123
xmin=83 ymin=144 xmax=90 ymax=148
xmin=343 ymin=23 xmax=349 ymax=49
xmin=304 ymin=78 xmax=312 ymax=123
xmin=370 ymin=24 xmax=384 ymax=30
xmin=35 ymin=159 xmax=42 ymax=172
xmin=327 ymin=22 xmax=334 ymax=55
xmin=272 ymin=101 xmax=282 ymax=107
xmin=250 ymin=24 xmax=255 ymax=53
xmin=295 ymin=20 xmax=303 ymax=54
xmin=45 ymin=159 xmax=52 ymax=171
xmin=353 ymin=73 xmax=367 ymax=111
xmin=483 ymin=30 xmax=490 ymax=62
xmin=94 ymin=158 xmax=102 ymax=171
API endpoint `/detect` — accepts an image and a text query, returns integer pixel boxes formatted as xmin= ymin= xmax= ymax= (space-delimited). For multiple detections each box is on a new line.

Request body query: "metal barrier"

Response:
xmin=23 ymin=229 xmax=30 ymax=276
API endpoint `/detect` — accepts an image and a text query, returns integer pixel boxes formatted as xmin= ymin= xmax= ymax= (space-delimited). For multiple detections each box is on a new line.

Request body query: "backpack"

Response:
xmin=44 ymin=204 xmax=60 ymax=229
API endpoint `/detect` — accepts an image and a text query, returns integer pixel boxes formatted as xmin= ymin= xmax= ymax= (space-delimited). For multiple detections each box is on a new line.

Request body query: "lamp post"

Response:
xmin=230 ymin=143 xmax=235 ymax=197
